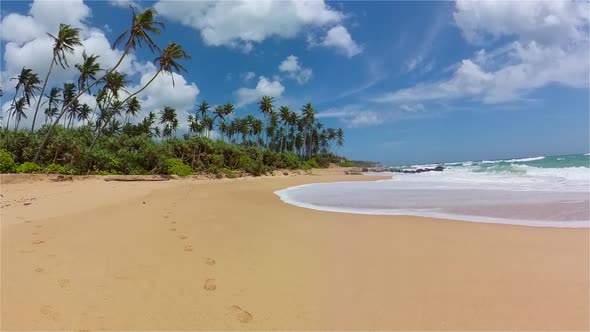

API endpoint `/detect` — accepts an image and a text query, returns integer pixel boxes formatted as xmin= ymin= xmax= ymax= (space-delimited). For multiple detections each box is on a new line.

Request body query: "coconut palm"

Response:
xmin=75 ymin=51 xmax=101 ymax=92
xmin=121 ymin=42 xmax=190 ymax=106
xmin=259 ymin=95 xmax=274 ymax=146
xmin=7 ymin=68 xmax=34 ymax=129
xmin=159 ymin=106 xmax=178 ymax=139
xmin=36 ymin=7 xmax=164 ymax=162
xmin=124 ymin=97 xmax=141 ymax=125
xmin=301 ymin=103 xmax=315 ymax=158
xmin=198 ymin=101 xmax=210 ymax=119
xmin=32 ymin=23 xmax=82 ymax=132
xmin=11 ymin=97 xmax=27 ymax=131
xmin=78 ymin=103 xmax=92 ymax=125
xmin=43 ymin=87 xmax=61 ymax=125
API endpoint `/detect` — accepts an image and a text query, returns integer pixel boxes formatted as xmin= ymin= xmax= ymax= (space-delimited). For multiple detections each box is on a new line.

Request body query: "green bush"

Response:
xmin=165 ymin=158 xmax=192 ymax=176
xmin=16 ymin=162 xmax=41 ymax=173
xmin=304 ymin=158 xmax=320 ymax=169
xmin=0 ymin=149 xmax=16 ymax=173
xmin=45 ymin=163 xmax=69 ymax=174
xmin=280 ymin=153 xmax=301 ymax=169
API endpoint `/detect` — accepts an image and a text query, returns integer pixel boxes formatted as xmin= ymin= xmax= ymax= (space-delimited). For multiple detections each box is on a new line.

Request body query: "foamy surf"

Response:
xmin=274 ymin=153 xmax=590 ymax=228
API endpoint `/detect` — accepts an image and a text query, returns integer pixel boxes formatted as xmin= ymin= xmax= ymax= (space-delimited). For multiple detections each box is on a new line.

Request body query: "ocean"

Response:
xmin=275 ymin=153 xmax=590 ymax=228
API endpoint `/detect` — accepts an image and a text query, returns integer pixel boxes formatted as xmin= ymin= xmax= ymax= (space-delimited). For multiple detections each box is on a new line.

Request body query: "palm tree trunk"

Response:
xmin=34 ymin=43 xmax=132 ymax=163
xmin=32 ymin=56 xmax=55 ymax=132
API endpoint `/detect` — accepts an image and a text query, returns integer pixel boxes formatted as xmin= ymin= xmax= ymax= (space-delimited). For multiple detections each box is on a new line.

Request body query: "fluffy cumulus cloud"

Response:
xmin=153 ymin=0 xmax=360 ymax=56
xmin=376 ymin=0 xmax=590 ymax=104
xmin=234 ymin=76 xmax=285 ymax=107
xmin=278 ymin=55 xmax=313 ymax=84
xmin=320 ymin=25 xmax=362 ymax=58
xmin=1 ymin=0 xmax=200 ymax=130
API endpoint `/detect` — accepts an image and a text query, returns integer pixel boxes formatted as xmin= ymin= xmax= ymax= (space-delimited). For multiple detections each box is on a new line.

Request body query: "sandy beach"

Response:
xmin=1 ymin=169 xmax=588 ymax=330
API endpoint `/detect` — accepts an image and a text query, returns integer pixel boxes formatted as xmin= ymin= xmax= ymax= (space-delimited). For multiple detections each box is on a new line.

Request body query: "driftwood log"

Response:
xmin=104 ymin=177 xmax=172 ymax=182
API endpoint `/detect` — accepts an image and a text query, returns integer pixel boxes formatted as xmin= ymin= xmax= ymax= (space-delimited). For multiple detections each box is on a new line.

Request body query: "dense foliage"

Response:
xmin=1 ymin=6 xmax=351 ymax=177
xmin=0 ymin=128 xmax=347 ymax=176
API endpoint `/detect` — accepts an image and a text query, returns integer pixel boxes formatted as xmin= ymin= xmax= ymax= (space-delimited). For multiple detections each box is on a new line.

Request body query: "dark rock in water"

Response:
xmin=361 ymin=167 xmax=369 ymax=172
xmin=388 ymin=166 xmax=445 ymax=174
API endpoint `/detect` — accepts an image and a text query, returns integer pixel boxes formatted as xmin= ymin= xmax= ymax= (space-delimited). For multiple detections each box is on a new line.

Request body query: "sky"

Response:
xmin=1 ymin=0 xmax=589 ymax=165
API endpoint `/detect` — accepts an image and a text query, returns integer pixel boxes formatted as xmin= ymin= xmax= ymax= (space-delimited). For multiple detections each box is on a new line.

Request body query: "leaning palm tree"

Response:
xmin=32 ymin=23 xmax=82 ymax=132
xmin=121 ymin=42 xmax=190 ymax=103
xmin=35 ymin=7 xmax=164 ymax=162
xmin=91 ymin=43 xmax=189 ymax=149
xmin=43 ymin=87 xmax=61 ymax=125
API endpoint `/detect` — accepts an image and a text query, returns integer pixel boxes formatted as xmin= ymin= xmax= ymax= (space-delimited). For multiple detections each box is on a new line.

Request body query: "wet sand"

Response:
xmin=1 ymin=169 xmax=588 ymax=330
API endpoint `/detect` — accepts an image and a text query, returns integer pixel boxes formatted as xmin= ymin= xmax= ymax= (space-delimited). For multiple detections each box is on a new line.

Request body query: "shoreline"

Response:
xmin=1 ymin=168 xmax=588 ymax=330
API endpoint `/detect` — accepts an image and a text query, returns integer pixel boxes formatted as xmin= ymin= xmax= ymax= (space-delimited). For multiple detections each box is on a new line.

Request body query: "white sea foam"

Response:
xmin=274 ymin=163 xmax=590 ymax=228
xmin=481 ymin=156 xmax=545 ymax=164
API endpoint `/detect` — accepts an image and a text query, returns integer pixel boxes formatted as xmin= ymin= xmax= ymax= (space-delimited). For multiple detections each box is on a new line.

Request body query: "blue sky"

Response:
xmin=1 ymin=0 xmax=589 ymax=165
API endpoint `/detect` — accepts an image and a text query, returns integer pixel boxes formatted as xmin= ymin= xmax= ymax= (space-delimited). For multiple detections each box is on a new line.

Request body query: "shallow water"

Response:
xmin=275 ymin=154 xmax=590 ymax=228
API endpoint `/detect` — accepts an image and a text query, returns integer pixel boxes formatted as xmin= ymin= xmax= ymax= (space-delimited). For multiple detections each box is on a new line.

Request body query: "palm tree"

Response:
xmin=36 ymin=7 xmax=164 ymax=162
xmin=159 ymin=106 xmax=178 ymax=139
xmin=259 ymin=95 xmax=274 ymax=146
xmin=301 ymin=103 xmax=315 ymax=158
xmin=7 ymin=68 xmax=34 ymax=129
xmin=75 ymin=51 xmax=101 ymax=92
xmin=124 ymin=97 xmax=141 ymax=125
xmin=78 ymin=103 xmax=92 ymax=125
xmin=121 ymin=42 xmax=190 ymax=103
xmin=198 ymin=101 xmax=210 ymax=119
xmin=11 ymin=97 xmax=27 ymax=130
xmin=32 ymin=23 xmax=82 ymax=132
xmin=43 ymin=87 xmax=61 ymax=125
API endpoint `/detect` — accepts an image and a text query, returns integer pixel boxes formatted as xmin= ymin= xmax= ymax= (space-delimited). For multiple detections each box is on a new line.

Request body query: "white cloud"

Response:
xmin=318 ymin=105 xmax=383 ymax=128
xmin=454 ymin=0 xmax=589 ymax=46
xmin=278 ymin=55 xmax=313 ymax=84
xmin=234 ymin=76 xmax=285 ymax=107
xmin=109 ymin=0 xmax=142 ymax=10
xmin=154 ymin=0 xmax=343 ymax=52
xmin=320 ymin=25 xmax=362 ymax=57
xmin=375 ymin=0 xmax=590 ymax=104
xmin=241 ymin=71 xmax=256 ymax=82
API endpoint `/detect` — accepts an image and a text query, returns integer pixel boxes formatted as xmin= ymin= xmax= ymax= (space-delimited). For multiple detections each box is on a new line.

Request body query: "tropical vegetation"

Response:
xmin=0 ymin=6 xmax=350 ymax=177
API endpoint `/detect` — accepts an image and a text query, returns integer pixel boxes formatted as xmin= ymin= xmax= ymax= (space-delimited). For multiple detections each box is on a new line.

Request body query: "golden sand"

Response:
xmin=1 ymin=169 xmax=588 ymax=330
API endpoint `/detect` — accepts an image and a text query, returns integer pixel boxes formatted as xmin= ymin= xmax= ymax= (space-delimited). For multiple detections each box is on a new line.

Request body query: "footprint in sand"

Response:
xmin=32 ymin=240 xmax=45 ymax=245
xmin=184 ymin=245 xmax=193 ymax=252
xmin=203 ymin=278 xmax=216 ymax=290
xmin=171 ymin=221 xmax=176 ymax=224
xmin=228 ymin=305 xmax=253 ymax=323
xmin=40 ymin=305 xmax=59 ymax=320
xmin=163 ymin=215 xmax=169 ymax=219
xmin=169 ymin=228 xmax=176 ymax=231
xmin=204 ymin=258 xmax=216 ymax=266
xmin=57 ymin=279 xmax=71 ymax=288
xmin=35 ymin=225 xmax=43 ymax=228
xmin=32 ymin=232 xmax=39 ymax=235
xmin=35 ymin=267 xmax=44 ymax=273
xmin=19 ymin=249 xmax=36 ymax=254
xmin=178 ymin=235 xmax=187 ymax=240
